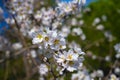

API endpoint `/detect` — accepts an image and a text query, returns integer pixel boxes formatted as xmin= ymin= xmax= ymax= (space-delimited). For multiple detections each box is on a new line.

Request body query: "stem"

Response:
xmin=12 ymin=14 xmax=31 ymax=80
xmin=46 ymin=59 xmax=57 ymax=80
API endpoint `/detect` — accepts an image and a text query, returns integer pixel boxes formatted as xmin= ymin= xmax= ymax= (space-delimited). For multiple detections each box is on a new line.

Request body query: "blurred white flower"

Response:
xmin=114 ymin=43 xmax=120 ymax=53
xmin=71 ymin=18 xmax=77 ymax=26
xmin=105 ymin=56 xmax=111 ymax=62
xmin=52 ymin=21 xmax=62 ymax=29
xmin=34 ymin=11 xmax=42 ymax=21
xmin=81 ymin=0 xmax=86 ymax=5
xmin=79 ymin=20 xmax=84 ymax=25
xmin=109 ymin=74 xmax=119 ymax=80
xmin=57 ymin=2 xmax=73 ymax=14
xmin=61 ymin=26 xmax=70 ymax=37
xmin=115 ymin=53 xmax=120 ymax=59
xmin=96 ymin=69 xmax=104 ymax=78
xmin=104 ymin=31 xmax=114 ymax=42
xmin=39 ymin=64 xmax=48 ymax=75
xmin=5 ymin=18 xmax=15 ymax=24
xmin=114 ymin=43 xmax=120 ymax=59
xmin=114 ymin=67 xmax=120 ymax=75
xmin=101 ymin=15 xmax=107 ymax=21
xmin=71 ymin=70 xmax=91 ymax=80
xmin=90 ymin=71 xmax=97 ymax=78
xmin=92 ymin=55 xmax=97 ymax=60
xmin=39 ymin=77 xmax=44 ymax=80
xmin=12 ymin=42 xmax=23 ymax=50
xmin=96 ymin=24 xmax=104 ymax=30
xmin=92 ymin=17 xmax=101 ymax=26
xmin=30 ymin=50 xmax=37 ymax=58
xmin=72 ymin=27 xmax=83 ymax=35
xmin=81 ymin=34 xmax=86 ymax=40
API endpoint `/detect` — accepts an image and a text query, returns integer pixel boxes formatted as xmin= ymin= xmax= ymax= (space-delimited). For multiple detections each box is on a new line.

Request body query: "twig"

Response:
xmin=0 ymin=44 xmax=38 ymax=64
xmin=104 ymin=60 xmax=118 ymax=80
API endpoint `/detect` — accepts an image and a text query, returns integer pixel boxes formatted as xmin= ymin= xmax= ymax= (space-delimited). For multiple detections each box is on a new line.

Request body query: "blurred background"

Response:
xmin=0 ymin=0 xmax=120 ymax=80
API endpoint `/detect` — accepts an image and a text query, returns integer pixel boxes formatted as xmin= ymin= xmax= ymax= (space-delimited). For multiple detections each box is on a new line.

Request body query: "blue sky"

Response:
xmin=0 ymin=0 xmax=10 ymax=35
xmin=59 ymin=0 xmax=94 ymax=5
xmin=86 ymin=0 xmax=94 ymax=4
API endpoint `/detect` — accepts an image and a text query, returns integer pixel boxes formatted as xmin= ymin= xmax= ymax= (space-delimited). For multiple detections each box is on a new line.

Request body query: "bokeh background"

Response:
xmin=0 ymin=0 xmax=120 ymax=80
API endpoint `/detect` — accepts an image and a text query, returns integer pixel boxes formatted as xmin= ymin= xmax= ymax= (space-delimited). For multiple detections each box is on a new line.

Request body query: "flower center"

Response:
xmin=37 ymin=34 xmax=43 ymax=39
xmin=68 ymin=54 xmax=73 ymax=60
xmin=45 ymin=37 xmax=49 ymax=41
xmin=54 ymin=39 xmax=60 ymax=44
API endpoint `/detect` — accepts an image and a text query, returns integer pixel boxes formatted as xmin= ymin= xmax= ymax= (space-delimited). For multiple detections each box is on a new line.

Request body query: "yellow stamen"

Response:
xmin=68 ymin=54 xmax=73 ymax=60
xmin=37 ymin=34 xmax=43 ymax=39
xmin=54 ymin=39 xmax=60 ymax=44
xmin=45 ymin=37 xmax=49 ymax=41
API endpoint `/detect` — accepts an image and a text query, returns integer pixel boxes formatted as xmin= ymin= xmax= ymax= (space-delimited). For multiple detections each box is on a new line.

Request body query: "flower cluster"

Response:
xmin=29 ymin=26 xmax=85 ymax=73
xmin=3 ymin=0 xmax=86 ymax=79
xmin=54 ymin=46 xmax=85 ymax=72
xmin=30 ymin=27 xmax=66 ymax=50
xmin=27 ymin=0 xmax=86 ymax=73
xmin=56 ymin=0 xmax=86 ymax=18
xmin=7 ymin=0 xmax=33 ymax=15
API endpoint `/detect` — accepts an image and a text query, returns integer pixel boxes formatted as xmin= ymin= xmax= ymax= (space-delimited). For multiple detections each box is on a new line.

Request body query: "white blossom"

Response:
xmin=96 ymin=24 xmax=104 ymax=30
xmin=109 ymin=74 xmax=119 ymax=80
xmin=71 ymin=18 xmax=78 ymax=26
xmin=114 ymin=67 xmax=120 ymax=75
xmin=61 ymin=26 xmax=70 ymax=37
xmin=54 ymin=48 xmax=84 ymax=72
xmin=72 ymin=27 xmax=83 ymax=35
xmin=39 ymin=64 xmax=48 ymax=75
xmin=71 ymin=70 xmax=91 ymax=80
xmin=92 ymin=17 xmax=101 ymax=26
xmin=96 ymin=69 xmax=104 ymax=78
xmin=30 ymin=50 xmax=37 ymax=58
xmin=114 ymin=43 xmax=120 ymax=53
xmin=12 ymin=42 xmax=23 ymax=50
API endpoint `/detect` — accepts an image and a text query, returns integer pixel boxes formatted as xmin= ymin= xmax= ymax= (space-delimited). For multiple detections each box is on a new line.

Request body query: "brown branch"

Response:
xmin=104 ymin=60 xmax=119 ymax=80
xmin=11 ymin=15 xmax=33 ymax=80
xmin=0 ymin=44 xmax=38 ymax=64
